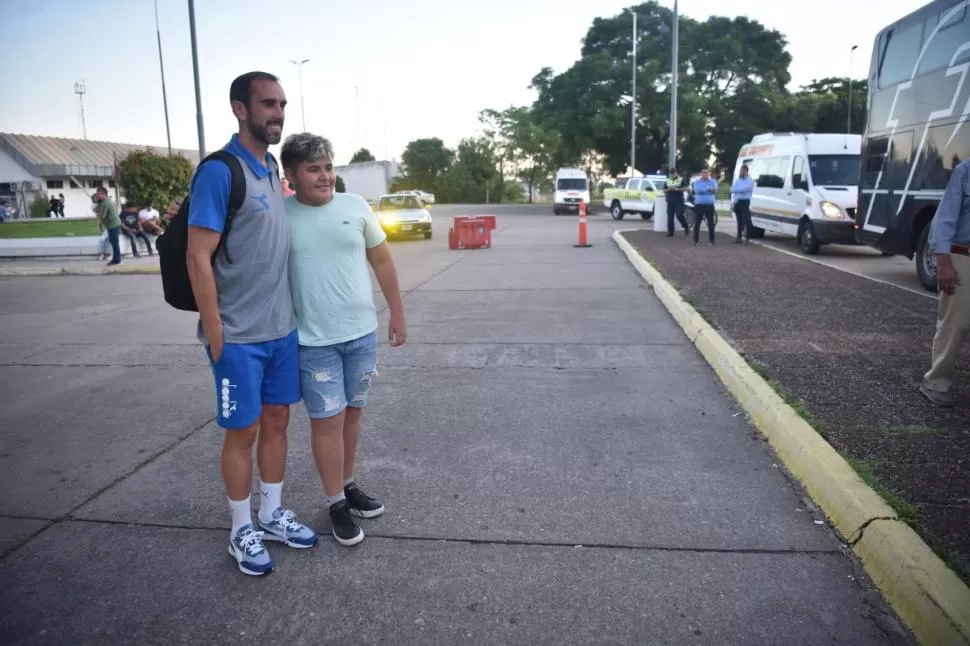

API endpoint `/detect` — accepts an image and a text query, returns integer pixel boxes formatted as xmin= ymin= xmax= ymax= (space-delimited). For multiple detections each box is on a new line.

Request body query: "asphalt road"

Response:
xmin=0 ymin=210 xmax=910 ymax=644
xmin=442 ymin=204 xmax=931 ymax=298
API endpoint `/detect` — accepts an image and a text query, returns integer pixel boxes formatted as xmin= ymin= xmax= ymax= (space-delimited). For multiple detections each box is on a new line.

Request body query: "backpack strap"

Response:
xmin=198 ymin=150 xmax=245 ymax=264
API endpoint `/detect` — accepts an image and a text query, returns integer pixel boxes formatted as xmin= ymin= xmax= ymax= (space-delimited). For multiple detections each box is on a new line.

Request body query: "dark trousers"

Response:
xmin=121 ymin=229 xmax=153 ymax=256
xmin=734 ymin=199 xmax=752 ymax=240
xmin=107 ymin=226 xmax=122 ymax=263
xmin=692 ymin=204 xmax=717 ymax=243
xmin=667 ymin=199 xmax=688 ymax=234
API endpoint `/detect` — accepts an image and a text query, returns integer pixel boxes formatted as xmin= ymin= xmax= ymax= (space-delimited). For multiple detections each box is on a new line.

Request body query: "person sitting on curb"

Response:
xmin=120 ymin=203 xmax=154 ymax=256
xmin=281 ymin=132 xmax=407 ymax=547
xmin=139 ymin=203 xmax=165 ymax=235
xmin=921 ymin=157 xmax=970 ymax=408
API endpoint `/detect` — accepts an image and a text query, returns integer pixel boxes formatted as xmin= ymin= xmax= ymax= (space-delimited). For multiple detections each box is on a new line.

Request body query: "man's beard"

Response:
xmin=250 ymin=120 xmax=283 ymax=146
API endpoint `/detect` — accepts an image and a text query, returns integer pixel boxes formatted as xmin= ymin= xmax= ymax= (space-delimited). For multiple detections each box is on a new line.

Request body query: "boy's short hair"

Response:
xmin=280 ymin=133 xmax=335 ymax=170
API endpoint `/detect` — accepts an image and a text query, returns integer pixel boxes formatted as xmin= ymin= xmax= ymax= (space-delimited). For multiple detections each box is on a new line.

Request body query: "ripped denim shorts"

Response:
xmin=299 ymin=331 xmax=378 ymax=419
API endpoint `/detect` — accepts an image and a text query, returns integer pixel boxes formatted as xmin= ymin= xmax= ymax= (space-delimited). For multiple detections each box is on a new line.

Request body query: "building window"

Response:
xmin=108 ymin=180 xmax=116 ymax=188
xmin=46 ymin=180 xmax=64 ymax=189
xmin=89 ymin=180 xmax=104 ymax=189
xmin=69 ymin=179 xmax=79 ymax=188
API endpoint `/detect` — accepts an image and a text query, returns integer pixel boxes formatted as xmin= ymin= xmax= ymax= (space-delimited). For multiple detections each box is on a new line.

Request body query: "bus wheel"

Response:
xmin=749 ymin=226 xmax=765 ymax=239
xmin=798 ymin=220 xmax=821 ymax=255
xmin=916 ymin=225 xmax=939 ymax=293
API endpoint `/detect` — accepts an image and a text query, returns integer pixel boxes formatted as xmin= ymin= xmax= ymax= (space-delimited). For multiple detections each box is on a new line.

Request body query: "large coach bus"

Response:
xmin=855 ymin=0 xmax=970 ymax=291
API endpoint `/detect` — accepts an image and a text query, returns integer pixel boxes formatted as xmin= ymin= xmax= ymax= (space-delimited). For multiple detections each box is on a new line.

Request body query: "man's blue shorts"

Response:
xmin=205 ymin=329 xmax=301 ymax=430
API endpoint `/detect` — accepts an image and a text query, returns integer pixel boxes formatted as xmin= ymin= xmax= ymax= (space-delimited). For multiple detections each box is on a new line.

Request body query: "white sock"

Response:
xmin=229 ymin=496 xmax=252 ymax=536
xmin=259 ymin=481 xmax=283 ymax=523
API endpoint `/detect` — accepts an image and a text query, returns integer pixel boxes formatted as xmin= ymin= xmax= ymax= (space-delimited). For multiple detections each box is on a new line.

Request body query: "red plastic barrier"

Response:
xmin=449 ymin=217 xmax=491 ymax=250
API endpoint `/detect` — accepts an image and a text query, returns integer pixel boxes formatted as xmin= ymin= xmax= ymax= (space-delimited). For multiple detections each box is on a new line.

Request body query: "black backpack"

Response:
xmin=157 ymin=150 xmax=246 ymax=312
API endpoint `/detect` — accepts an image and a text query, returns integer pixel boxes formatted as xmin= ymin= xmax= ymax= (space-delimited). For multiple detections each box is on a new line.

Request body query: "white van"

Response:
xmin=735 ymin=132 xmax=862 ymax=255
xmin=553 ymin=168 xmax=591 ymax=215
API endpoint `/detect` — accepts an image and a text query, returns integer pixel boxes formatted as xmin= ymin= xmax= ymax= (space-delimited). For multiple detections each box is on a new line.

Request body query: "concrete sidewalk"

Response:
xmin=0 ymin=214 xmax=910 ymax=644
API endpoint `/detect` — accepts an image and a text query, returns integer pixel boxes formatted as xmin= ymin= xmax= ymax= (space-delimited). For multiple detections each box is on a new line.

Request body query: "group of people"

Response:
xmin=661 ymin=165 xmax=756 ymax=246
xmin=183 ymin=71 xmax=406 ymax=576
xmin=655 ymin=159 xmax=969 ymax=408
xmin=48 ymin=193 xmax=66 ymax=218
xmin=92 ymin=193 xmax=165 ymax=265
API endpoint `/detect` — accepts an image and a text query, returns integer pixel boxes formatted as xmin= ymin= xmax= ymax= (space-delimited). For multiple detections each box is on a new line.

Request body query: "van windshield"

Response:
xmin=808 ymin=155 xmax=860 ymax=187
xmin=557 ymin=178 xmax=588 ymax=191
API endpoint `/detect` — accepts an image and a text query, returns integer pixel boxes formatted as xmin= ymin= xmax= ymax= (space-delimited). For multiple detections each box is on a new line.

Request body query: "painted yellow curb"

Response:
xmin=0 ymin=264 xmax=160 ymax=277
xmin=613 ymin=229 xmax=970 ymax=646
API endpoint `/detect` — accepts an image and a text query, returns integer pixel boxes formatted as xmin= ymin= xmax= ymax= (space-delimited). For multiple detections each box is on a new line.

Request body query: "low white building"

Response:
xmin=333 ymin=160 xmax=402 ymax=202
xmin=0 ymin=132 xmax=199 ymax=219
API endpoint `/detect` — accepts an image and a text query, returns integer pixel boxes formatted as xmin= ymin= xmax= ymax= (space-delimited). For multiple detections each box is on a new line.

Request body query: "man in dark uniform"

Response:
xmin=664 ymin=169 xmax=690 ymax=236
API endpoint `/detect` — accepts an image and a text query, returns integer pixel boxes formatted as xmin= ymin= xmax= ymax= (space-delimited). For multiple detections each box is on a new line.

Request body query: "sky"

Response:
xmin=1 ymin=0 xmax=927 ymax=165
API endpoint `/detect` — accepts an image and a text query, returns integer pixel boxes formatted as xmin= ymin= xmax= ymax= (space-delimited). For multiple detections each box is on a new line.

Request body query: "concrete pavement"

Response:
xmin=0 ymin=209 xmax=910 ymax=644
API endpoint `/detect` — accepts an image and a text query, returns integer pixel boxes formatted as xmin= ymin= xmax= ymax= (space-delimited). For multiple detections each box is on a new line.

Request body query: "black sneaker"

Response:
xmin=345 ymin=483 xmax=385 ymax=519
xmin=329 ymin=500 xmax=364 ymax=546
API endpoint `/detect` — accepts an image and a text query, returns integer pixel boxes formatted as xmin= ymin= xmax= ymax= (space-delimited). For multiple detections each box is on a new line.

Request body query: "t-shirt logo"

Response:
xmin=254 ymin=193 xmax=270 ymax=211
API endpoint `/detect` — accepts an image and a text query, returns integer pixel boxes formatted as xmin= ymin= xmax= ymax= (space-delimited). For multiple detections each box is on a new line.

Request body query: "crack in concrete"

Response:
xmin=1 ymin=515 xmax=844 ymax=556
xmin=848 ymin=516 xmax=899 ymax=547
xmin=0 ymin=415 xmax=217 ymax=562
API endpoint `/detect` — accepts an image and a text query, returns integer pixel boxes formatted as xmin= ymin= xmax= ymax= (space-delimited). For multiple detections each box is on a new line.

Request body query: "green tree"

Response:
xmin=478 ymin=106 xmax=562 ymax=203
xmin=530 ymin=2 xmax=792 ymax=175
xmin=117 ymin=149 xmax=194 ymax=210
xmin=350 ymin=148 xmax=376 ymax=163
xmin=789 ymin=77 xmax=869 ymax=134
xmin=400 ymin=138 xmax=454 ymax=192
xmin=436 ymin=137 xmax=499 ymax=203
xmin=335 ymin=175 xmax=346 ymax=193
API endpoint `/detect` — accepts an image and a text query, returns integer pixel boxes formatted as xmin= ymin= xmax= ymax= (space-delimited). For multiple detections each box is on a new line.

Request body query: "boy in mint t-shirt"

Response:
xmin=281 ymin=132 xmax=407 ymax=547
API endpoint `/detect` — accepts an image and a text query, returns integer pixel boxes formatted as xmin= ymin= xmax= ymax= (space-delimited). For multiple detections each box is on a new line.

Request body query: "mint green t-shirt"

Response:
xmin=285 ymin=193 xmax=387 ymax=347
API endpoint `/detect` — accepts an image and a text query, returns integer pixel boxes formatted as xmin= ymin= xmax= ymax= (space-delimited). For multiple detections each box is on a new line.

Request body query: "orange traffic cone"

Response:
xmin=574 ymin=199 xmax=592 ymax=248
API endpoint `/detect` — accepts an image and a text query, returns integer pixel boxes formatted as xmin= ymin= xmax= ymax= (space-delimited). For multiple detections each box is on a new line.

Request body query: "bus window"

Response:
xmin=915 ymin=124 xmax=970 ymax=189
xmin=918 ymin=3 xmax=969 ymax=75
xmin=878 ymin=20 xmax=924 ymax=87
xmin=864 ymin=136 xmax=889 ymax=187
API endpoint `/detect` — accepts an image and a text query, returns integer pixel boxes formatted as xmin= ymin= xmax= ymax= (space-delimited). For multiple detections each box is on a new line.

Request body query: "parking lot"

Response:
xmin=0 ymin=206 xmax=913 ymax=645
xmin=756 ymin=232 xmax=932 ymax=298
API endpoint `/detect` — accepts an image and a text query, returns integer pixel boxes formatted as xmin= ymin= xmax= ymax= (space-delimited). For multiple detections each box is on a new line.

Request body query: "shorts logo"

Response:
xmin=220 ymin=377 xmax=238 ymax=419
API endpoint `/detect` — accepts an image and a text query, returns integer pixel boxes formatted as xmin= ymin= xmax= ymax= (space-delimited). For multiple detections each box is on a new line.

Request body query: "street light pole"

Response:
xmin=669 ymin=0 xmax=679 ymax=171
xmin=289 ymin=58 xmax=310 ymax=131
xmin=187 ymin=0 xmax=205 ymax=157
xmin=847 ymin=44 xmax=859 ymax=134
xmin=631 ymin=9 xmax=637 ymax=177
xmin=155 ymin=0 xmax=172 ymax=155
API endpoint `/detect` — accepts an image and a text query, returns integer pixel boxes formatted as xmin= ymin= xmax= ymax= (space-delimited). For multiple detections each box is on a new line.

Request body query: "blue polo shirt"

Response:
xmin=188 ymin=134 xmax=274 ymax=233
xmin=186 ymin=134 xmax=294 ymax=346
xmin=693 ymin=178 xmax=718 ymax=205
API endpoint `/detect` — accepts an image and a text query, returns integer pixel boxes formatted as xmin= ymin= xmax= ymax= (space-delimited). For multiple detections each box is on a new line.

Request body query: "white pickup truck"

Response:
xmin=602 ymin=176 xmax=665 ymax=220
